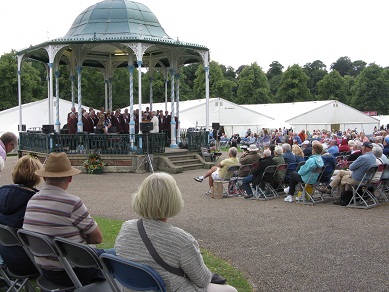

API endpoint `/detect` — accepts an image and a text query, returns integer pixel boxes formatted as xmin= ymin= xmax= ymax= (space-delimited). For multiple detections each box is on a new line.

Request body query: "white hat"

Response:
xmin=248 ymin=144 xmax=259 ymax=152
xmin=302 ymin=140 xmax=310 ymax=145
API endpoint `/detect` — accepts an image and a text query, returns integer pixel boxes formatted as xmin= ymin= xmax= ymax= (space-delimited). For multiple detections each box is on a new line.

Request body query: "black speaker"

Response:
xmin=42 ymin=124 xmax=54 ymax=134
xmin=212 ymin=123 xmax=220 ymax=130
xmin=18 ymin=124 xmax=26 ymax=131
xmin=140 ymin=122 xmax=153 ymax=133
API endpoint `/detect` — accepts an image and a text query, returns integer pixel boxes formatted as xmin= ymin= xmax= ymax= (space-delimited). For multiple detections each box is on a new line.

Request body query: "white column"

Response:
xmin=149 ymin=77 xmax=153 ymax=112
xmin=128 ymin=65 xmax=135 ymax=150
xmin=108 ymin=78 xmax=113 ymax=112
xmin=17 ymin=56 xmax=23 ymax=132
xmin=48 ymin=62 xmax=54 ymax=124
xmin=138 ymin=60 xmax=143 ymax=150
xmin=70 ymin=75 xmax=75 ymax=107
xmin=169 ymin=69 xmax=177 ymax=148
xmin=54 ymin=71 xmax=61 ymax=133
xmin=175 ymin=73 xmax=181 ymax=144
xmin=76 ymin=66 xmax=83 ymax=132
xmin=104 ymin=79 xmax=108 ymax=112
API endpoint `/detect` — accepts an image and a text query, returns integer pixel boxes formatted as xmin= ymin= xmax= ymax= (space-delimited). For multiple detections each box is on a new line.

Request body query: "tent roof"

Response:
xmin=242 ymin=100 xmax=334 ymax=121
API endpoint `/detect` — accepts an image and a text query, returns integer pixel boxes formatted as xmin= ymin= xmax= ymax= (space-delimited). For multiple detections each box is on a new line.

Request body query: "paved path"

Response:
xmin=1 ymin=156 xmax=389 ymax=291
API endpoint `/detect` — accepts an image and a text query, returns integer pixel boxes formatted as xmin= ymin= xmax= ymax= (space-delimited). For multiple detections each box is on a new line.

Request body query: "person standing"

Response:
xmin=0 ymin=132 xmax=18 ymax=172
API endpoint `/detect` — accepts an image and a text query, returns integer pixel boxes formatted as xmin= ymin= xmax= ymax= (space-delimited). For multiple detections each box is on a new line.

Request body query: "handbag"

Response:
xmin=137 ymin=219 xmax=227 ymax=285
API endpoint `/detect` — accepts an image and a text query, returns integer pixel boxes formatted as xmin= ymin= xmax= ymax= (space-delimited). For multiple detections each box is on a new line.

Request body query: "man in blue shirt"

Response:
xmin=327 ymin=140 xmax=339 ymax=156
xmin=323 ymin=141 xmax=376 ymax=197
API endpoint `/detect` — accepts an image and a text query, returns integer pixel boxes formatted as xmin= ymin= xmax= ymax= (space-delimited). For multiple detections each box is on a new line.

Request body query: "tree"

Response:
xmin=351 ymin=64 xmax=389 ymax=114
xmin=193 ymin=61 xmax=230 ymax=99
xmin=236 ymin=62 xmax=271 ymax=104
xmin=351 ymin=60 xmax=367 ymax=76
xmin=330 ymin=56 xmax=354 ymax=77
xmin=267 ymin=61 xmax=284 ymax=97
xmin=277 ymin=64 xmax=310 ymax=103
xmin=303 ymin=60 xmax=328 ymax=98
xmin=317 ymin=70 xmax=347 ymax=102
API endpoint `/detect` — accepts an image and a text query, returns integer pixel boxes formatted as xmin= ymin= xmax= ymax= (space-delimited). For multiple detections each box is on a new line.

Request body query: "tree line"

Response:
xmin=1 ymin=51 xmax=389 ymax=114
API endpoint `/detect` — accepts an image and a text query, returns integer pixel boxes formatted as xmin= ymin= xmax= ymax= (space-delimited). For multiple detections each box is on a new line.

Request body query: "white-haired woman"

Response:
xmin=115 ymin=173 xmax=237 ymax=292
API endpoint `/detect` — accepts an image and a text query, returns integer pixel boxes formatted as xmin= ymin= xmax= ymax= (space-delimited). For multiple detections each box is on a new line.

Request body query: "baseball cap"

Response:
xmin=362 ymin=142 xmax=373 ymax=149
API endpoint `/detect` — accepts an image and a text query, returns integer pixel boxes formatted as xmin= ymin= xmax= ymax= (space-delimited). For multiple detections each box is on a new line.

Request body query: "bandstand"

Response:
xmin=16 ymin=0 xmax=211 ymax=172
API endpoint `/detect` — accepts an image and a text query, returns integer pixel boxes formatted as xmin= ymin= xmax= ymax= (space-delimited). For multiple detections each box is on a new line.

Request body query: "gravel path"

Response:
xmin=1 ymin=156 xmax=388 ymax=291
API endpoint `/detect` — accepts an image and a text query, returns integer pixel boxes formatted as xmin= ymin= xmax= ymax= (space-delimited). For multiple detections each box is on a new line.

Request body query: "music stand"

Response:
xmin=136 ymin=123 xmax=154 ymax=173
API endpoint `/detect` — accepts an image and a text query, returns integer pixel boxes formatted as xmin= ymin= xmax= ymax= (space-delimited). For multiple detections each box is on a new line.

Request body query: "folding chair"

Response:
xmin=0 ymin=224 xmax=38 ymax=292
xmin=99 ymin=253 xmax=166 ymax=292
xmin=214 ymin=165 xmax=241 ymax=197
xmin=269 ymin=163 xmax=288 ymax=195
xmin=17 ymin=229 xmax=76 ymax=292
xmin=296 ymin=166 xmax=326 ymax=204
xmin=252 ymin=165 xmax=278 ymax=200
xmin=228 ymin=164 xmax=252 ymax=196
xmin=376 ymin=164 xmax=389 ymax=202
xmin=53 ymin=237 xmax=118 ymax=291
xmin=281 ymin=162 xmax=298 ymax=189
xmin=249 ymin=162 xmax=260 ymax=175
xmin=346 ymin=165 xmax=379 ymax=209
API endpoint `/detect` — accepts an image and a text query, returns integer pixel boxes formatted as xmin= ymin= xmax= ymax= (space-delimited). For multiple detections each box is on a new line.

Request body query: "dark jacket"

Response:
xmin=0 ymin=185 xmax=39 ymax=275
xmin=0 ymin=185 xmax=37 ymax=228
xmin=252 ymin=156 xmax=276 ymax=185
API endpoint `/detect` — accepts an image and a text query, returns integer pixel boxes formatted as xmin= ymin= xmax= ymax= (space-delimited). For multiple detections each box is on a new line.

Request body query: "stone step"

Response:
xmin=171 ymin=159 xmax=202 ymax=166
xmin=168 ymin=155 xmax=198 ymax=161
xmin=179 ymin=163 xmax=205 ymax=170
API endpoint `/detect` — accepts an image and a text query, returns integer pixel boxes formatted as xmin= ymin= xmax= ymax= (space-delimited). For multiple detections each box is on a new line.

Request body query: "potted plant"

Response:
xmin=83 ymin=153 xmax=105 ymax=174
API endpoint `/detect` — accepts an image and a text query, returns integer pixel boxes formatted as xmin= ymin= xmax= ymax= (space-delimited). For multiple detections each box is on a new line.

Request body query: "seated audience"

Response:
xmin=319 ymin=142 xmax=376 ymax=202
xmin=327 ymin=139 xmax=339 ymax=156
xmin=347 ymin=140 xmax=363 ymax=161
xmin=338 ymin=138 xmax=350 ymax=153
xmin=0 ymin=155 xmax=42 ymax=275
xmin=292 ymin=145 xmax=304 ymax=162
xmin=282 ymin=143 xmax=296 ymax=165
xmin=238 ymin=144 xmax=261 ymax=176
xmin=115 ymin=173 xmax=237 ymax=292
xmin=194 ymin=147 xmax=239 ymax=195
xmin=272 ymin=145 xmax=286 ymax=180
xmin=0 ymin=132 xmax=18 ymax=172
xmin=284 ymin=143 xmax=324 ymax=202
xmin=301 ymin=140 xmax=312 ymax=157
xmin=241 ymin=149 xmax=275 ymax=199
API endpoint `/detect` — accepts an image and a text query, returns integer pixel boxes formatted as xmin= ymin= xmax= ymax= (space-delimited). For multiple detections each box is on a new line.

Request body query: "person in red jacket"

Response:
xmin=338 ymin=138 xmax=350 ymax=153
xmin=298 ymin=130 xmax=306 ymax=143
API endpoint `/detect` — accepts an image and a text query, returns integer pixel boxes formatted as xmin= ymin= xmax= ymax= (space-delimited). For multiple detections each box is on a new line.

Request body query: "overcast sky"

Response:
xmin=1 ymin=0 xmax=388 ymax=71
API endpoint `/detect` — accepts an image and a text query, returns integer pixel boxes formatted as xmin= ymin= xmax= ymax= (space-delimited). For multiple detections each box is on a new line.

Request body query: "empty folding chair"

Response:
xmin=347 ymin=165 xmax=379 ymax=209
xmin=0 ymin=224 xmax=38 ymax=292
xmin=53 ymin=237 xmax=118 ymax=291
xmin=253 ymin=165 xmax=278 ymax=200
xmin=17 ymin=229 xmax=76 ymax=292
xmin=100 ymin=253 xmax=166 ymax=292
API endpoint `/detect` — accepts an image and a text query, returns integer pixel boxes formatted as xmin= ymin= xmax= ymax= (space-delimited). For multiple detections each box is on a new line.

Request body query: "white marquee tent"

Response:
xmin=122 ymin=98 xmax=290 ymax=137
xmin=242 ymin=100 xmax=380 ymax=135
xmin=0 ymin=98 xmax=88 ymax=136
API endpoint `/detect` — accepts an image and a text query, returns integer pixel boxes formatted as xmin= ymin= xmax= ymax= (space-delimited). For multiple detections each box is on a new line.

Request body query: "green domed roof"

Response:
xmin=64 ymin=0 xmax=172 ymax=41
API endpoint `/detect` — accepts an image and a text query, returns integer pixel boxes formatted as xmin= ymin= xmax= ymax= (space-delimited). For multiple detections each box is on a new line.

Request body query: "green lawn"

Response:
xmin=96 ymin=217 xmax=252 ymax=292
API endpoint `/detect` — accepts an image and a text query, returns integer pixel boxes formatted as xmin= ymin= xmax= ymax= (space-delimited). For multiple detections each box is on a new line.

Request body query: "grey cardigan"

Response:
xmin=115 ymin=219 xmax=212 ymax=291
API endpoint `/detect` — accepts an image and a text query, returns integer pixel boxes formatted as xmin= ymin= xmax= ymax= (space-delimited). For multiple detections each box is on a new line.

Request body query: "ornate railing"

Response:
xmin=186 ymin=130 xmax=209 ymax=151
xmin=19 ymin=132 xmax=165 ymax=155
